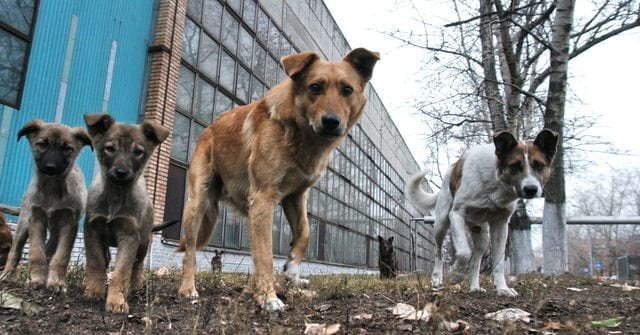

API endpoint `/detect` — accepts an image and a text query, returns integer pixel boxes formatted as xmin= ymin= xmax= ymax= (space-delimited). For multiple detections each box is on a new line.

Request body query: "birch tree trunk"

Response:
xmin=510 ymin=199 xmax=536 ymax=273
xmin=542 ymin=0 xmax=575 ymax=275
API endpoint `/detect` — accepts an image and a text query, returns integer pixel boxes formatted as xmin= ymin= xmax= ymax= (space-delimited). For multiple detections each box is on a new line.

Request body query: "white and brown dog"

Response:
xmin=407 ymin=129 xmax=558 ymax=296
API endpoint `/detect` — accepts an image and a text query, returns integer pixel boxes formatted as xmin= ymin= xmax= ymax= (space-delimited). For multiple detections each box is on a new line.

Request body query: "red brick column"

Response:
xmin=143 ymin=0 xmax=187 ymax=225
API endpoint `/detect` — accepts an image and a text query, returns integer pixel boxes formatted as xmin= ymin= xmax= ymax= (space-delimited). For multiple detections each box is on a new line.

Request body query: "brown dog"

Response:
xmin=0 ymin=121 xmax=91 ymax=291
xmin=0 ymin=213 xmax=12 ymax=271
xmin=83 ymin=114 xmax=170 ymax=313
xmin=177 ymin=48 xmax=379 ymax=310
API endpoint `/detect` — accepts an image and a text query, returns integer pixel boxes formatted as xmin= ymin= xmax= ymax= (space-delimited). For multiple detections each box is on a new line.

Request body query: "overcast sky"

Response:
xmin=324 ymin=0 xmax=640 ymax=182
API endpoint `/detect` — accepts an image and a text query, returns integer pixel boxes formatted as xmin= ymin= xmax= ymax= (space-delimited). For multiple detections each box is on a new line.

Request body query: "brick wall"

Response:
xmin=5 ymin=222 xmax=377 ymax=276
xmin=143 ymin=0 xmax=188 ymax=225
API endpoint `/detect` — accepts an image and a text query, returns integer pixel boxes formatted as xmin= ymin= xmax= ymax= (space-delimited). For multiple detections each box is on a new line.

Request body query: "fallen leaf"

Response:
xmin=591 ymin=317 xmax=624 ymax=328
xmin=543 ymin=320 xmax=565 ymax=330
xmin=442 ymin=319 xmax=469 ymax=331
xmin=315 ymin=303 xmax=332 ymax=312
xmin=484 ymin=308 xmax=531 ymax=323
xmin=398 ymin=324 xmax=413 ymax=332
xmin=352 ymin=313 xmax=373 ymax=320
xmin=296 ymin=289 xmax=318 ymax=299
xmin=566 ymin=287 xmax=588 ymax=292
xmin=304 ymin=322 xmax=341 ymax=335
xmin=388 ymin=302 xmax=435 ymax=321
xmin=0 ymin=290 xmax=44 ymax=315
xmin=622 ymin=283 xmax=640 ymax=291
xmin=155 ymin=267 xmax=170 ymax=276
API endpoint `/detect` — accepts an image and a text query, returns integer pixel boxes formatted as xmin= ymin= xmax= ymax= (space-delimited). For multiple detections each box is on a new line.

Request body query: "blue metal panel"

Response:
xmin=0 ymin=1 xmax=155 ymax=207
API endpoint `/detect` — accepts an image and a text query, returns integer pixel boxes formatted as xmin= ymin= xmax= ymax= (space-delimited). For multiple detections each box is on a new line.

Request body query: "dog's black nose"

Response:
xmin=114 ymin=167 xmax=128 ymax=180
xmin=523 ymin=185 xmax=538 ymax=198
xmin=43 ymin=163 xmax=59 ymax=175
xmin=321 ymin=113 xmax=341 ymax=130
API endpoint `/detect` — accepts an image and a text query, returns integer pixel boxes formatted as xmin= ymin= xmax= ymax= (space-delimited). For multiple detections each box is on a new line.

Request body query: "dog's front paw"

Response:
xmin=262 ymin=298 xmax=286 ymax=311
xmin=496 ymin=287 xmax=518 ymax=297
xmin=106 ymin=294 xmax=129 ymax=314
xmin=26 ymin=277 xmax=46 ymax=288
xmin=470 ymin=286 xmax=487 ymax=293
xmin=178 ymin=285 xmax=199 ymax=299
xmin=284 ymin=260 xmax=309 ymax=286
xmin=431 ymin=274 xmax=443 ymax=288
xmin=46 ymin=278 xmax=67 ymax=294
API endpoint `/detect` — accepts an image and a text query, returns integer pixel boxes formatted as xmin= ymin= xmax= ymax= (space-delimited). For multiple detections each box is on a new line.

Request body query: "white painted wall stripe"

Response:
xmin=102 ymin=40 xmax=117 ymax=112
xmin=54 ymin=15 xmax=79 ymax=123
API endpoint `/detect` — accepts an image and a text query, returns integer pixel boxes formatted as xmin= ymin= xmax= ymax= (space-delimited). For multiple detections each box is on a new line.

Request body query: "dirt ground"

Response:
xmin=0 ymin=266 xmax=638 ymax=334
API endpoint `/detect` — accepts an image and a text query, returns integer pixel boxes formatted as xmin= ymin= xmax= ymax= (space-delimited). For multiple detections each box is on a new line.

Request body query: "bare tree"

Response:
xmin=387 ymin=0 xmax=640 ymax=273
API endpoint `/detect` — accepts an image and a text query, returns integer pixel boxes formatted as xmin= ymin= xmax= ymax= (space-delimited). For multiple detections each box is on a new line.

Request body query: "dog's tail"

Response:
xmin=151 ymin=219 xmax=180 ymax=232
xmin=176 ymin=201 xmax=216 ymax=252
xmin=405 ymin=171 xmax=438 ymax=212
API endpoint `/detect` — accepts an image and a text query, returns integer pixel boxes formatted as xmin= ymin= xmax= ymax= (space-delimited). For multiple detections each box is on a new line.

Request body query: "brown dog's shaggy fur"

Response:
xmin=177 ymin=48 xmax=379 ymax=310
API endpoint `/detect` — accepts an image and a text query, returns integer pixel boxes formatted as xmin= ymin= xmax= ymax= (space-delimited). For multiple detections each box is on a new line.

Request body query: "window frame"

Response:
xmin=0 ymin=0 xmax=40 ymax=109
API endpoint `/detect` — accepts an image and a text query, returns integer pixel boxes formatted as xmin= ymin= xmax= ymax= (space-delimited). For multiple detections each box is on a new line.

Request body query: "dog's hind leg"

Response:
xmin=248 ymin=189 xmax=284 ymax=311
xmin=46 ymin=209 xmax=78 ymax=292
xmin=26 ymin=208 xmax=48 ymax=287
xmin=490 ymin=217 xmax=518 ymax=297
xmin=0 ymin=216 xmax=29 ymax=280
xmin=468 ymin=222 xmax=490 ymax=292
xmin=282 ymin=190 xmax=310 ymax=286
xmin=178 ymin=157 xmax=218 ymax=299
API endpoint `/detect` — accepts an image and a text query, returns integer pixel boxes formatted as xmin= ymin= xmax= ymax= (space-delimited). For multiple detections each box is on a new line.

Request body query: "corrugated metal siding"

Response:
xmin=0 ymin=1 xmax=155 ymax=207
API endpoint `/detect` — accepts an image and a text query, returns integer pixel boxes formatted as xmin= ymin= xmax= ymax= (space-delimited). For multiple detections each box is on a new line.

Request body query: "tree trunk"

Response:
xmin=510 ymin=200 xmax=536 ymax=274
xmin=542 ymin=0 xmax=575 ymax=275
xmin=478 ymin=0 xmax=507 ymax=132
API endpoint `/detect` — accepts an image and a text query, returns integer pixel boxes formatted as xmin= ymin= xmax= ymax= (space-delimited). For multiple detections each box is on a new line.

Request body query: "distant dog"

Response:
xmin=0 ymin=120 xmax=91 ymax=291
xmin=0 ymin=213 xmax=12 ymax=271
xmin=378 ymin=235 xmax=398 ymax=279
xmin=211 ymin=249 xmax=224 ymax=272
xmin=83 ymin=113 xmax=170 ymax=313
xmin=407 ymin=130 xmax=558 ymax=296
xmin=177 ymin=48 xmax=379 ymax=310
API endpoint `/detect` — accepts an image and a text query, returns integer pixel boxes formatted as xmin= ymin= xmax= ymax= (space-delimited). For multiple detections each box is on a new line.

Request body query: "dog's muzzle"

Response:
xmin=107 ymin=167 xmax=135 ymax=185
xmin=518 ymin=184 xmax=541 ymax=199
xmin=317 ymin=113 xmax=344 ymax=138
xmin=37 ymin=161 xmax=67 ymax=176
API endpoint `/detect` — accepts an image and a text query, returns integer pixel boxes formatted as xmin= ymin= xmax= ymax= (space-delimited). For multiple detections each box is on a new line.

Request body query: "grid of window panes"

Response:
xmin=0 ymin=0 xmax=38 ymax=108
xmin=167 ymin=0 xmax=296 ymax=253
xmin=165 ymin=0 xmax=430 ymax=271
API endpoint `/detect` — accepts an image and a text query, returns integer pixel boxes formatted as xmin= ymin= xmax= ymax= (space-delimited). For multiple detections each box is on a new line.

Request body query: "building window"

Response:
xmin=0 ymin=0 xmax=38 ymax=108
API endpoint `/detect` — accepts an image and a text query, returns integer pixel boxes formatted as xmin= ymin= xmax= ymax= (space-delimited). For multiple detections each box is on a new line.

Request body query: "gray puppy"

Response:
xmin=82 ymin=113 xmax=169 ymax=314
xmin=0 ymin=120 xmax=91 ymax=291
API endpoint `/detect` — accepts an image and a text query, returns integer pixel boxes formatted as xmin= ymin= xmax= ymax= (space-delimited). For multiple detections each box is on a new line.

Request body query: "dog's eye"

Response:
xmin=308 ymin=83 xmax=323 ymax=95
xmin=532 ymin=160 xmax=545 ymax=172
xmin=104 ymin=145 xmax=115 ymax=154
xmin=62 ymin=144 xmax=74 ymax=154
xmin=35 ymin=141 xmax=48 ymax=149
xmin=509 ymin=162 xmax=522 ymax=173
xmin=134 ymin=149 xmax=145 ymax=158
xmin=341 ymin=86 xmax=353 ymax=97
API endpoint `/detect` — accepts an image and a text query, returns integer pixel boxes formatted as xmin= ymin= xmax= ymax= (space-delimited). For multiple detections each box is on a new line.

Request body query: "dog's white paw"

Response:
xmin=470 ymin=286 xmax=487 ymax=293
xmin=496 ymin=287 xmax=518 ymax=297
xmin=284 ymin=260 xmax=309 ymax=286
xmin=431 ymin=275 xmax=443 ymax=288
xmin=178 ymin=286 xmax=199 ymax=299
xmin=262 ymin=298 xmax=286 ymax=311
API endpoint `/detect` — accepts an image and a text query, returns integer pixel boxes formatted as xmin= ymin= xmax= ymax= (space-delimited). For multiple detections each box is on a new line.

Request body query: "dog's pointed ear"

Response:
xmin=493 ymin=131 xmax=518 ymax=158
xmin=343 ymin=48 xmax=380 ymax=83
xmin=17 ymin=120 xmax=43 ymax=141
xmin=73 ymin=127 xmax=93 ymax=151
xmin=377 ymin=235 xmax=384 ymax=243
xmin=388 ymin=236 xmax=394 ymax=243
xmin=142 ymin=121 xmax=171 ymax=145
xmin=534 ymin=129 xmax=559 ymax=162
xmin=84 ymin=113 xmax=115 ymax=136
xmin=281 ymin=51 xmax=319 ymax=78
